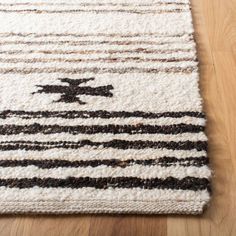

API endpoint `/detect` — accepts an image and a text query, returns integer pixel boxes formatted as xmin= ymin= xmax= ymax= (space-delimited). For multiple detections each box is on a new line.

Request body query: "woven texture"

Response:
xmin=0 ymin=0 xmax=210 ymax=214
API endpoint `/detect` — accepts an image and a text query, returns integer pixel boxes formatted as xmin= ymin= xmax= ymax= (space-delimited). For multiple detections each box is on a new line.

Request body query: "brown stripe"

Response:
xmin=0 ymin=40 xmax=193 ymax=46
xmin=0 ymin=9 xmax=188 ymax=14
xmin=0 ymin=57 xmax=197 ymax=64
xmin=0 ymin=66 xmax=197 ymax=74
xmin=0 ymin=32 xmax=192 ymax=38
xmin=0 ymin=48 xmax=192 ymax=55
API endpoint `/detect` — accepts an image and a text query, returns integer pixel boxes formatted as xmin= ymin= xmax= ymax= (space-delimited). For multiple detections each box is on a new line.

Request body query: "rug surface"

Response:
xmin=0 ymin=0 xmax=210 ymax=214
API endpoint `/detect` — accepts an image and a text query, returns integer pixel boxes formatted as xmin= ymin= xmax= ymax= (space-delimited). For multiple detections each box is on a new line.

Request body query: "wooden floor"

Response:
xmin=0 ymin=0 xmax=236 ymax=235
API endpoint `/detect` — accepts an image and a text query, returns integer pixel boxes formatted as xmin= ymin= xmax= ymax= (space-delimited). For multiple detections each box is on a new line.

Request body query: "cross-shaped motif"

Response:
xmin=34 ymin=77 xmax=114 ymax=104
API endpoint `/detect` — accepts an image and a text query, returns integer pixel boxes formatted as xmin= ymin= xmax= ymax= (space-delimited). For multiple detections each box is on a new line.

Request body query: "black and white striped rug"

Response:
xmin=0 ymin=0 xmax=211 ymax=214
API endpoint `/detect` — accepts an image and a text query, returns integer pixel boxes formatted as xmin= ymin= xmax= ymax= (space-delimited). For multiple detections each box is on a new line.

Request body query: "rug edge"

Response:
xmin=0 ymin=199 xmax=208 ymax=215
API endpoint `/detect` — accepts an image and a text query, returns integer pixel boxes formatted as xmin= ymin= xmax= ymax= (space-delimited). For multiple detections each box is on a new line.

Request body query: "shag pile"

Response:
xmin=0 ymin=0 xmax=210 ymax=214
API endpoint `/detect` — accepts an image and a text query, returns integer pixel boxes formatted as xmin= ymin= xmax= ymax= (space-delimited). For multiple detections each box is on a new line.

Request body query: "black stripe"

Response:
xmin=0 ymin=157 xmax=209 ymax=168
xmin=0 ymin=124 xmax=204 ymax=135
xmin=0 ymin=176 xmax=210 ymax=191
xmin=0 ymin=110 xmax=205 ymax=119
xmin=0 ymin=140 xmax=207 ymax=151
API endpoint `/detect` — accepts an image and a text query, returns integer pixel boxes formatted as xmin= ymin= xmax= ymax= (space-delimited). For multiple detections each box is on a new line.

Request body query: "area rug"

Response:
xmin=0 ymin=0 xmax=211 ymax=214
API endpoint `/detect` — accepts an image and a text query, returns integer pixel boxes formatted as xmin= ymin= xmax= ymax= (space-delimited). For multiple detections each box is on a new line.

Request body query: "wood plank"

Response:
xmin=167 ymin=0 xmax=236 ymax=235
xmin=0 ymin=216 xmax=91 ymax=236
xmin=88 ymin=216 xmax=166 ymax=236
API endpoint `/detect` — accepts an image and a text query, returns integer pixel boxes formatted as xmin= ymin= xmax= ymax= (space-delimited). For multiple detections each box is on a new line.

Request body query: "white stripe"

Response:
xmin=0 ymin=51 xmax=197 ymax=61
xmin=0 ymin=5 xmax=189 ymax=11
xmin=0 ymin=42 xmax=195 ymax=51
xmin=0 ymin=165 xmax=211 ymax=179
xmin=0 ymin=132 xmax=208 ymax=142
xmin=0 ymin=148 xmax=207 ymax=161
xmin=0 ymin=34 xmax=193 ymax=42
xmin=0 ymin=0 xmax=190 ymax=4
xmin=0 ymin=1 xmax=189 ymax=6
xmin=0 ymin=3 xmax=189 ymax=7
xmin=0 ymin=116 xmax=205 ymax=126
xmin=0 ymin=186 xmax=209 ymax=202
xmin=0 ymin=13 xmax=193 ymax=36
xmin=0 ymin=73 xmax=203 ymax=112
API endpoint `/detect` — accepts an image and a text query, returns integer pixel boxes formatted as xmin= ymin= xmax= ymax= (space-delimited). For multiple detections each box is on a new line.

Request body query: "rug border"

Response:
xmin=0 ymin=199 xmax=207 ymax=214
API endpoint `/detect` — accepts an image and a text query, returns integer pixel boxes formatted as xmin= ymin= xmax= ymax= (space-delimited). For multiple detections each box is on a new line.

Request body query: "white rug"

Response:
xmin=0 ymin=0 xmax=210 ymax=214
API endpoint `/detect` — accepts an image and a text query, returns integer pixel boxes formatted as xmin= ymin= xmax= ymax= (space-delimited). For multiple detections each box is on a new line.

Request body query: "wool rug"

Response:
xmin=0 ymin=0 xmax=210 ymax=214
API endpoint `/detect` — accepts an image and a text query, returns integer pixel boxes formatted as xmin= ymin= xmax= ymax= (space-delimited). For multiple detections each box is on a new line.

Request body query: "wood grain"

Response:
xmin=0 ymin=0 xmax=236 ymax=235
